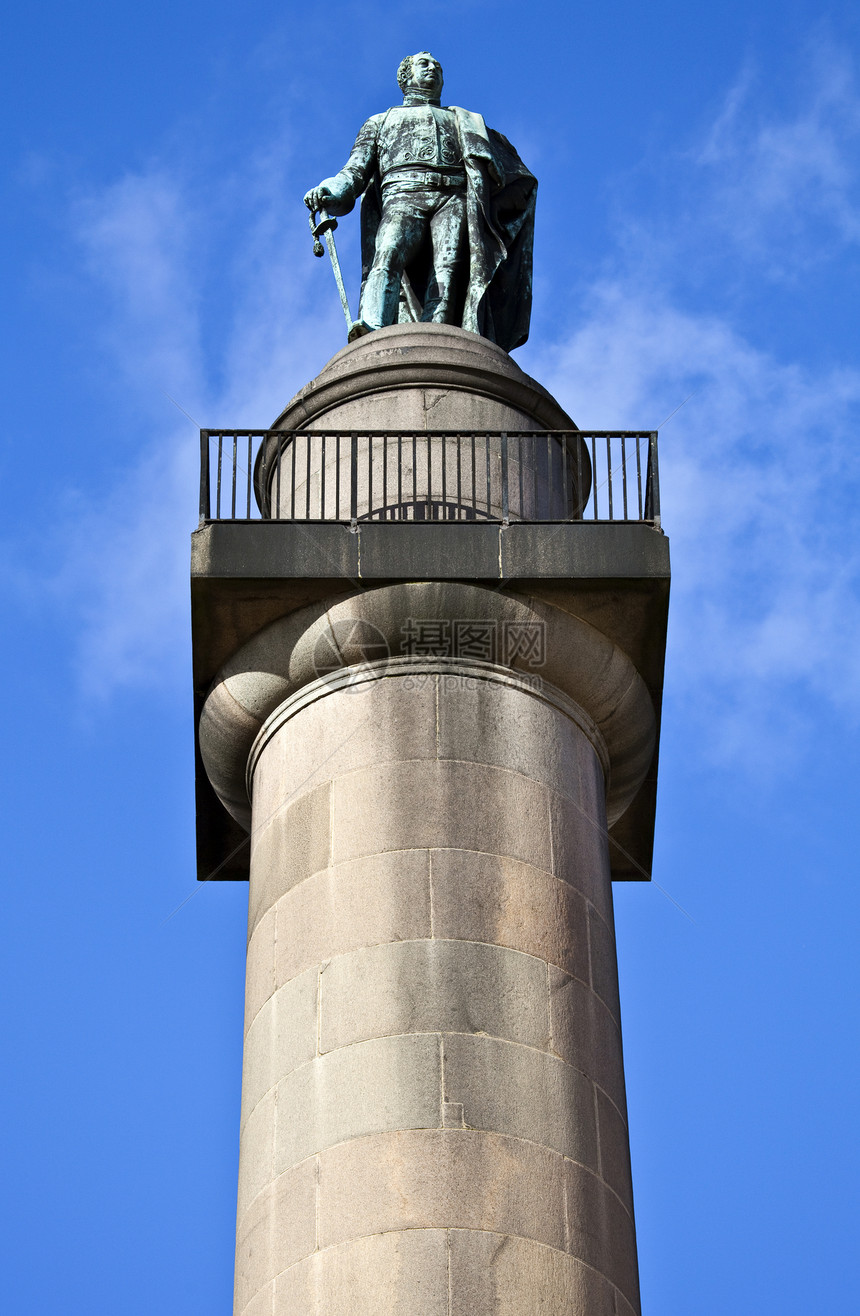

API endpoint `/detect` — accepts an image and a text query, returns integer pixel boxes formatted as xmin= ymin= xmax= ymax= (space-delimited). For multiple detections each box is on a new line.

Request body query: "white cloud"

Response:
xmin=75 ymin=172 xmax=204 ymax=402
xmin=695 ymin=41 xmax=860 ymax=268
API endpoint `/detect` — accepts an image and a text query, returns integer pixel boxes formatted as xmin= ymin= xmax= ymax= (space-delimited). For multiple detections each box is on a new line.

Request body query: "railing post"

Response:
xmin=199 ymin=430 xmax=210 ymax=525
xmin=350 ymin=432 xmax=358 ymax=527
xmin=501 ymin=431 xmax=509 ymax=524
xmin=259 ymin=433 xmax=269 ymax=521
xmin=644 ymin=431 xmax=661 ymax=529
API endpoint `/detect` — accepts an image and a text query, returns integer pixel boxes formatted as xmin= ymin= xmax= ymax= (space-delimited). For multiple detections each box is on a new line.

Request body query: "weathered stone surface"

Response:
xmin=219 ymin=608 xmax=644 ymax=1313
xmin=248 ymin=782 xmax=331 ymax=935
xmin=240 ymin=1280 xmax=274 ymax=1316
xmin=319 ymin=939 xmax=551 ymax=1054
xmin=435 ymin=674 xmax=594 ymax=800
xmin=429 ymin=849 xmax=591 ymax=984
xmin=549 ymin=786 xmax=614 ymax=920
xmin=274 ymin=1034 xmax=442 ymax=1173
xmin=442 ymin=1033 xmax=598 ymax=1169
xmin=273 ymin=850 xmax=431 ymax=988
xmin=565 ymin=1159 xmax=639 ymax=1309
xmin=245 ymin=907 xmax=276 ymax=1035
xmin=614 ymin=1291 xmax=642 ymax=1316
xmin=266 ymin=324 xmax=574 ymax=435
xmin=358 ymin=521 xmax=503 ymax=578
xmin=317 ymin=1129 xmax=567 ymax=1252
xmin=241 ymin=967 xmax=319 ymax=1130
xmin=236 ymin=1086 xmax=276 ymax=1218
xmin=548 ymin=966 xmax=627 ymax=1112
xmin=331 ymin=758 xmax=553 ymax=870
xmin=596 ymin=1085 xmax=635 ymax=1215
xmin=447 ymin=1229 xmax=619 ymax=1316
xmin=250 ymin=675 xmax=438 ymax=829
xmin=234 ymin=1157 xmax=317 ymax=1314
xmin=274 ymin=1229 xmax=449 ymax=1316
xmin=200 ymin=582 xmax=657 ymax=839
xmin=588 ymin=901 xmax=622 ymax=1021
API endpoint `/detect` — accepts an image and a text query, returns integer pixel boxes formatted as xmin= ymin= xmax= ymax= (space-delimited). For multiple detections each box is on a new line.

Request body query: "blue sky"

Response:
xmin=2 ymin=1 xmax=859 ymax=1311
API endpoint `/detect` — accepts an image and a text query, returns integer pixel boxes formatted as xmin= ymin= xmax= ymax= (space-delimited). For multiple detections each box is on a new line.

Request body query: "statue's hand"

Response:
xmin=303 ymin=184 xmax=329 ymax=213
xmin=304 ymin=179 xmax=349 ymax=216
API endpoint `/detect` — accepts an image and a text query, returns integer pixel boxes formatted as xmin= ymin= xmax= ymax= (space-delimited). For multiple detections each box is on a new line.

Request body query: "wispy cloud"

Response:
xmin=695 ymin=39 xmax=860 ymax=271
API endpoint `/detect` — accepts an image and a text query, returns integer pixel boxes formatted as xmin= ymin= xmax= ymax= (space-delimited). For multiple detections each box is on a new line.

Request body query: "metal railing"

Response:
xmin=198 ymin=429 xmax=660 ymax=528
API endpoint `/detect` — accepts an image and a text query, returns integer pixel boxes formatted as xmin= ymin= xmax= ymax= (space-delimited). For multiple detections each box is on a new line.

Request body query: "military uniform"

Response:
xmin=313 ymin=91 xmax=537 ymax=352
xmin=326 ymin=101 xmax=469 ymax=329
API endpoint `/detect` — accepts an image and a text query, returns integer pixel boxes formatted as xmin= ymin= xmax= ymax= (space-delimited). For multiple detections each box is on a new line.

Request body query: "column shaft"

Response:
xmin=234 ymin=665 xmax=639 ymax=1316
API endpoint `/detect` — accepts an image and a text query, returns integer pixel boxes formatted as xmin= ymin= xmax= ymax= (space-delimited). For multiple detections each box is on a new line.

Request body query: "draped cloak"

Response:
xmin=339 ymin=107 xmax=536 ymax=353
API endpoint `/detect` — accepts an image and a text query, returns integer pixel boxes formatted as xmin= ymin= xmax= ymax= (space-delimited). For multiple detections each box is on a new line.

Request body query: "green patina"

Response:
xmin=304 ymin=52 xmax=536 ymax=351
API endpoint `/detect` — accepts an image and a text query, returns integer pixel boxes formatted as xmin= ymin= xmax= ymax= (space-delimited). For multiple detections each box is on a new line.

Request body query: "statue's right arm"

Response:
xmin=304 ymin=116 xmax=381 ymax=215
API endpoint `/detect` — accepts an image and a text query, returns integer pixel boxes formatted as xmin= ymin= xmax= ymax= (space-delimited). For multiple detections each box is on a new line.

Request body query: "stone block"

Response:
xmin=239 ymin=1280 xmax=273 ymax=1316
xmin=331 ymin=759 xmax=552 ymax=872
xmin=248 ymin=782 xmax=331 ymax=934
xmin=549 ymin=788 xmax=613 ymax=918
xmin=447 ymin=1229 xmax=618 ymax=1316
xmin=317 ymin=1128 xmax=567 ymax=1252
xmin=596 ymin=1086 xmax=634 ymax=1215
xmin=588 ymin=903 xmax=622 ymax=1022
xmin=273 ymin=850 xmax=431 ymax=988
xmin=436 ymin=675 xmax=589 ymax=799
xmin=430 ymin=849 xmax=590 ymax=984
xmin=614 ymin=1291 xmax=642 ymax=1316
xmin=274 ymin=1229 xmax=449 ymax=1316
xmin=319 ymin=939 xmax=551 ymax=1054
xmin=250 ymin=675 xmax=438 ymax=824
xmin=245 ymin=907 xmax=276 ymax=1035
xmin=442 ymin=1033 xmax=598 ymax=1169
xmin=358 ymin=522 xmax=503 ymax=578
xmin=236 ymin=1085 xmax=276 ymax=1218
xmin=234 ymin=1156 xmax=317 ymax=1314
xmin=548 ymin=967 xmax=626 ymax=1112
xmin=565 ymin=1159 xmax=640 ymax=1310
xmin=241 ymin=966 xmax=319 ymax=1130
xmin=274 ymin=1033 xmax=441 ymax=1173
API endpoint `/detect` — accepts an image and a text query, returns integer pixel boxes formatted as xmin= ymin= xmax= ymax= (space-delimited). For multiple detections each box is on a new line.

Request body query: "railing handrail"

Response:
xmin=200 ymin=428 xmax=657 ymax=438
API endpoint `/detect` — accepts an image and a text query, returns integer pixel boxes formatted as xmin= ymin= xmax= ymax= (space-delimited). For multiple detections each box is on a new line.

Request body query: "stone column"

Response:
xmin=199 ymin=584 xmax=655 ymax=1316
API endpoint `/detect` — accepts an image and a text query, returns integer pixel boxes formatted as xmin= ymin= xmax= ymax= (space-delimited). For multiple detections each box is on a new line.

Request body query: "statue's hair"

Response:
xmin=397 ymin=51 xmax=441 ymax=91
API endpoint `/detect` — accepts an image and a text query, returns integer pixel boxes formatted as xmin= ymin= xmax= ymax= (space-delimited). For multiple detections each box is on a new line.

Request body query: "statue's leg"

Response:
xmin=359 ymin=195 xmax=427 ymax=329
xmin=422 ymin=191 xmax=467 ymax=324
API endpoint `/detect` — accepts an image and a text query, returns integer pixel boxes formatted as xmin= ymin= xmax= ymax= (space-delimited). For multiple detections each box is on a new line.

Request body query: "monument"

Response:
xmin=304 ymin=50 xmax=535 ymax=347
xmin=191 ymin=51 xmax=669 ymax=1316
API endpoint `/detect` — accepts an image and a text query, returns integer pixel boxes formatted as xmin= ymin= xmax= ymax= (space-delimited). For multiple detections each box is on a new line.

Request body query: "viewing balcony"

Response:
xmin=198 ymin=428 xmax=661 ymax=527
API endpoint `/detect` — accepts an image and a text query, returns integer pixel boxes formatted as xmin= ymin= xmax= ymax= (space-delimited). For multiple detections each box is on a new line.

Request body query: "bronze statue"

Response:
xmin=304 ymin=52 xmax=536 ymax=351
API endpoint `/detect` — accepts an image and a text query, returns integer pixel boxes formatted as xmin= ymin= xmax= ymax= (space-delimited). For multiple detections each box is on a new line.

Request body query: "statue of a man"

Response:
xmin=304 ymin=52 xmax=537 ymax=351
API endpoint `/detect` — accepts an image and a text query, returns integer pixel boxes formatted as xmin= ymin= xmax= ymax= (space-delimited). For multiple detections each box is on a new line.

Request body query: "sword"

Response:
xmin=307 ymin=206 xmax=353 ymax=335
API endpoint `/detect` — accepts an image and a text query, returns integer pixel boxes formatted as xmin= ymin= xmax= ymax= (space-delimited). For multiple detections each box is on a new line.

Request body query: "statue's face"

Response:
xmin=407 ymin=53 xmax=443 ymax=95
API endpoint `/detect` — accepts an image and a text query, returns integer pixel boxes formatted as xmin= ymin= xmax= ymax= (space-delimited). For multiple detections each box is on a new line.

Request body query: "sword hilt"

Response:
xmin=308 ymin=207 xmax=338 ymax=257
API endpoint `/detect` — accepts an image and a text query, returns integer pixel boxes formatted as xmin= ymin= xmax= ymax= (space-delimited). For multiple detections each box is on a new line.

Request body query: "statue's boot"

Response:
xmin=347 ymin=319 xmax=374 ymax=342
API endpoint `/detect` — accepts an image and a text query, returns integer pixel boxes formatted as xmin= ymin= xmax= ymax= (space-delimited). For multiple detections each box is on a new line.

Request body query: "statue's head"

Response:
xmin=397 ymin=51 xmax=443 ymax=96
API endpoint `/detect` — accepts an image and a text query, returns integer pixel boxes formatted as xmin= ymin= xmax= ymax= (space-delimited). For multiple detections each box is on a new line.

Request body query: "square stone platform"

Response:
xmin=191 ymin=519 xmax=670 ymax=884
